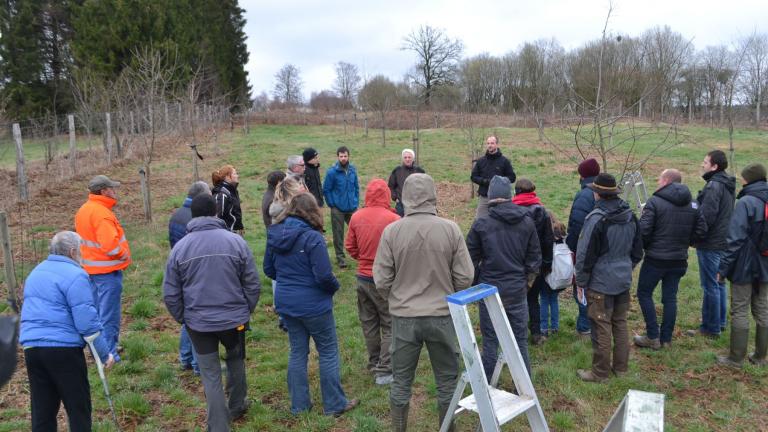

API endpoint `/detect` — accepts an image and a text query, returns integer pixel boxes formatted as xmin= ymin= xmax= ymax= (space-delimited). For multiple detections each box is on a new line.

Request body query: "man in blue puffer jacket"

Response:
xmin=20 ymin=231 xmax=113 ymax=431
xmin=323 ymin=146 xmax=359 ymax=268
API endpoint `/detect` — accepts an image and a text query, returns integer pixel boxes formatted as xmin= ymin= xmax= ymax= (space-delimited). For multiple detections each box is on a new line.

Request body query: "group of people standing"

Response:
xmin=15 ymin=132 xmax=768 ymax=431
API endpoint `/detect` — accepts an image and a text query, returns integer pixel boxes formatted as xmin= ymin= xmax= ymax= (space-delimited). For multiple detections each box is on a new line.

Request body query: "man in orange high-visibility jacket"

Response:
xmin=75 ymin=175 xmax=131 ymax=361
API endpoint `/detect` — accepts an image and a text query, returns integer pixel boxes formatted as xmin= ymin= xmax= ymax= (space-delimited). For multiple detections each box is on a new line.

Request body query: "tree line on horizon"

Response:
xmin=269 ymin=24 xmax=767 ymax=127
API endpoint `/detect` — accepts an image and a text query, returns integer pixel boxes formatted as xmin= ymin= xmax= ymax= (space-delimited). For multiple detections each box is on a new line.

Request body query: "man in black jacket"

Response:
xmin=634 ymin=169 xmax=706 ymax=350
xmin=717 ymin=163 xmax=768 ymax=368
xmin=467 ymin=176 xmax=541 ymax=377
xmin=691 ymin=150 xmax=736 ymax=338
xmin=470 ymin=135 xmax=516 ymax=219
xmin=302 ymin=148 xmax=324 ymax=207
xmin=388 ymin=148 xmax=425 ymax=217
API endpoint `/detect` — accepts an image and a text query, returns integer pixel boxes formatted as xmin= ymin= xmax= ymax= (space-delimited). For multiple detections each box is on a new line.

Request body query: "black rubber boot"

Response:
xmin=749 ymin=325 xmax=768 ymax=366
xmin=390 ymin=402 xmax=409 ymax=432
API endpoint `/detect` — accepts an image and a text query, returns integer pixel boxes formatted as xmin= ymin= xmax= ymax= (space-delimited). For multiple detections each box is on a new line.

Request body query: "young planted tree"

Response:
xmin=119 ymin=46 xmax=179 ymax=221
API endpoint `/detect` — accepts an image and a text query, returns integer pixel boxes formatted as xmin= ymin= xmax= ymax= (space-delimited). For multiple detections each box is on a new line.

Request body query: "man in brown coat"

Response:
xmin=374 ymin=173 xmax=474 ymax=432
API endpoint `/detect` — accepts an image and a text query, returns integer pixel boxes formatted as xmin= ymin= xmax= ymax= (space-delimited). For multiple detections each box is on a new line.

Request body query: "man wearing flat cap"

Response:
xmin=575 ymin=173 xmax=643 ymax=382
xmin=75 ymin=175 xmax=131 ymax=361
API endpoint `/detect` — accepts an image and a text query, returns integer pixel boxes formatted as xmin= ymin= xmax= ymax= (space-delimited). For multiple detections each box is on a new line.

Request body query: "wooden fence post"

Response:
xmin=68 ymin=114 xmax=77 ymax=176
xmin=0 ymin=211 xmax=19 ymax=312
xmin=105 ymin=113 xmax=113 ymax=164
xmin=164 ymin=102 xmax=169 ymax=131
xmin=364 ymin=116 xmax=368 ymax=137
xmin=12 ymin=123 xmax=28 ymax=201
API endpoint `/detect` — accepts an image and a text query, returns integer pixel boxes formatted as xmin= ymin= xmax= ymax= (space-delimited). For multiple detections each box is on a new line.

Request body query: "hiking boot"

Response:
xmin=374 ymin=374 xmax=393 ymax=385
xmin=332 ymin=398 xmax=359 ymax=418
xmin=685 ymin=329 xmax=719 ymax=339
xmin=577 ymin=369 xmax=607 ymax=383
xmin=230 ymin=399 xmax=252 ymax=421
xmin=337 ymin=260 xmax=348 ymax=269
xmin=531 ymin=333 xmax=547 ymax=345
xmin=749 ymin=325 xmax=768 ymax=366
xmin=633 ymin=335 xmax=661 ymax=350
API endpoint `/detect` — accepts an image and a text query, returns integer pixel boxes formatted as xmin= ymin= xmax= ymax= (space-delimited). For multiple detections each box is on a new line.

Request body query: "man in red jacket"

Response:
xmin=345 ymin=179 xmax=400 ymax=385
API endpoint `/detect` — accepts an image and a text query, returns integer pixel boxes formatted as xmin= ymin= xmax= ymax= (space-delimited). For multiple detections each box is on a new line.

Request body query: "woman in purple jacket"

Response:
xmin=264 ymin=193 xmax=358 ymax=417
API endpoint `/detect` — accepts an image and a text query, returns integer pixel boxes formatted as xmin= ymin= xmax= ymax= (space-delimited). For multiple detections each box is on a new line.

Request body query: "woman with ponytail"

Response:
xmin=212 ymin=165 xmax=244 ymax=234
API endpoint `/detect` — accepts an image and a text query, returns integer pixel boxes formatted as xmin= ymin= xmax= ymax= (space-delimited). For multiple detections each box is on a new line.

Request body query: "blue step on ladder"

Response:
xmin=441 ymin=284 xmax=549 ymax=432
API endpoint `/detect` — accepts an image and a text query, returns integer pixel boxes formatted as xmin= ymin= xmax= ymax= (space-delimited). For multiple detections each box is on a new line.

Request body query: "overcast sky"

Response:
xmin=242 ymin=0 xmax=767 ymax=100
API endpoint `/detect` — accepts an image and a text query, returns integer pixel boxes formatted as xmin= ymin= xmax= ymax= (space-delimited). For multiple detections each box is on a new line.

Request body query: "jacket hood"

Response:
xmin=364 ymin=179 xmax=392 ymax=209
xmin=654 ymin=182 xmax=692 ymax=206
xmin=738 ymin=180 xmax=768 ymax=201
xmin=213 ymin=181 xmax=238 ymax=194
xmin=187 ymin=216 xmax=227 ymax=232
xmin=579 ymin=176 xmax=597 ymax=189
xmin=707 ymin=171 xmax=736 ymax=195
xmin=267 ymin=216 xmax=313 ymax=253
xmin=597 ymin=198 xmax=634 ymax=224
xmin=402 ymin=173 xmax=437 ymax=216
xmin=489 ymin=201 xmax=528 ymax=225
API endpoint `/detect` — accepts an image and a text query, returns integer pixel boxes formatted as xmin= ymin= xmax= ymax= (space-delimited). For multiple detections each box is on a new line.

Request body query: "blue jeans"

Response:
xmin=282 ymin=311 xmax=348 ymax=415
xmin=636 ymin=261 xmax=687 ymax=343
xmin=90 ymin=271 xmax=123 ymax=357
xmin=573 ymin=287 xmax=591 ymax=333
xmin=540 ymin=287 xmax=560 ymax=333
xmin=179 ymin=325 xmax=199 ymax=373
xmin=697 ymin=250 xmax=727 ymax=334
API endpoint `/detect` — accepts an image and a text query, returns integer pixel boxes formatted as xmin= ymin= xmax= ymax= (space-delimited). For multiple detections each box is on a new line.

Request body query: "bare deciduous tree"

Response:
xmin=273 ymin=64 xmax=303 ymax=106
xmin=740 ymin=32 xmax=768 ymax=125
xmin=402 ymin=25 xmax=463 ymax=106
xmin=333 ymin=61 xmax=361 ymax=108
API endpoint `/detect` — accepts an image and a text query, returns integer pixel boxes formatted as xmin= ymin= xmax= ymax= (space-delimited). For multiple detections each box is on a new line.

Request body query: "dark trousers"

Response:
xmin=25 ymin=347 xmax=91 ymax=432
xmin=356 ymin=278 xmax=392 ymax=375
xmin=479 ymin=299 xmax=531 ymax=377
xmin=390 ymin=316 xmax=459 ymax=408
xmin=330 ymin=207 xmax=354 ymax=262
xmin=528 ymin=276 xmax=543 ymax=337
xmin=587 ymin=290 xmax=630 ymax=379
xmin=187 ymin=326 xmax=248 ymax=432
xmin=636 ymin=261 xmax=687 ymax=343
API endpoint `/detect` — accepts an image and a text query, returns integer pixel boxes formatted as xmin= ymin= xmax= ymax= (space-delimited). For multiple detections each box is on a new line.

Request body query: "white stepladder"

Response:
xmin=440 ymin=283 xmax=549 ymax=432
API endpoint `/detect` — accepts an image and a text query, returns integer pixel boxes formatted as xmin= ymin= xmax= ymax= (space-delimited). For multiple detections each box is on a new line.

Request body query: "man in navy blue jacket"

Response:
xmin=168 ymin=181 xmax=210 ymax=375
xmin=164 ymin=194 xmax=261 ymax=431
xmin=20 ymin=231 xmax=113 ymax=431
xmin=323 ymin=146 xmax=359 ymax=268
xmin=566 ymin=158 xmax=600 ymax=336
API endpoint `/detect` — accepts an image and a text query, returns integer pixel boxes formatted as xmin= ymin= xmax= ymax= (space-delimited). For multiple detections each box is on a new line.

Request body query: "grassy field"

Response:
xmin=1 ymin=123 xmax=767 ymax=431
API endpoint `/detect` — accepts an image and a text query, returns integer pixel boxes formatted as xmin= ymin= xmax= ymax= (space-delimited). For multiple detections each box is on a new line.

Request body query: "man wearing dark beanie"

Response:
xmin=302 ymin=148 xmax=324 ymax=207
xmin=717 ymin=163 xmax=768 ymax=368
xmin=164 ymin=193 xmax=261 ymax=430
xmin=467 ymin=175 xmax=542 ymax=378
xmin=566 ymin=157 xmax=601 ymax=337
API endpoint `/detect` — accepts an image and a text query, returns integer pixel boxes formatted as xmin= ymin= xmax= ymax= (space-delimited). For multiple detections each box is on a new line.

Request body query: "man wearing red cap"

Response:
xmin=566 ymin=158 xmax=600 ymax=336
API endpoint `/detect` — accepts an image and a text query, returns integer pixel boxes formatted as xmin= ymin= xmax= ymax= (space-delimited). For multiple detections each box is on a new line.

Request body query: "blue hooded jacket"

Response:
xmin=566 ymin=176 xmax=597 ymax=252
xmin=168 ymin=197 xmax=193 ymax=248
xmin=19 ymin=255 xmax=110 ymax=361
xmin=264 ymin=216 xmax=340 ymax=317
xmin=323 ymin=161 xmax=359 ymax=212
